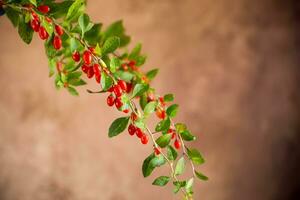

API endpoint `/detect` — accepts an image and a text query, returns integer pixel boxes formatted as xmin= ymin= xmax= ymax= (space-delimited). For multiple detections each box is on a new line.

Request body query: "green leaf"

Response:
xmin=132 ymin=84 xmax=149 ymax=98
xmin=164 ymin=94 xmax=174 ymax=102
xmin=78 ymin=13 xmax=93 ymax=37
xmin=49 ymin=1 xmax=74 ymax=19
xmin=143 ymin=101 xmax=157 ymax=117
xmin=166 ymin=104 xmax=179 ymax=118
xmin=156 ymin=134 xmax=172 ymax=148
xmin=94 ymin=43 xmax=101 ymax=55
xmin=187 ymin=148 xmax=205 ymax=165
xmin=136 ymin=55 xmax=146 ymax=66
xmin=110 ymin=57 xmax=121 ymax=73
xmin=70 ymin=38 xmax=79 ymax=52
xmin=152 ymin=176 xmax=170 ymax=186
xmin=175 ymin=157 xmax=185 ymax=176
xmin=167 ymin=145 xmax=178 ymax=161
xmin=185 ymin=178 xmax=194 ymax=194
xmin=41 ymin=18 xmax=53 ymax=37
xmin=195 ymin=170 xmax=208 ymax=181
xmin=29 ymin=0 xmax=37 ymax=6
xmin=180 ymin=130 xmax=196 ymax=141
xmin=18 ymin=17 xmax=33 ymax=44
xmin=69 ymin=79 xmax=86 ymax=86
xmin=4 ymin=7 xmax=19 ymax=27
xmin=173 ymin=181 xmax=186 ymax=194
xmin=114 ymin=71 xmax=134 ymax=82
xmin=67 ymin=86 xmax=79 ymax=96
xmin=48 ymin=58 xmax=56 ymax=77
xmin=100 ymin=72 xmax=113 ymax=91
xmin=155 ymin=118 xmax=171 ymax=132
xmin=67 ymin=71 xmax=82 ymax=81
xmin=175 ymin=123 xmax=187 ymax=134
xmin=139 ymin=94 xmax=148 ymax=110
xmin=128 ymin=43 xmax=141 ymax=60
xmin=108 ymin=117 xmax=130 ymax=138
xmin=102 ymin=20 xmax=124 ymax=40
xmin=101 ymin=36 xmax=120 ymax=55
xmin=142 ymin=154 xmax=165 ymax=177
xmin=146 ymin=68 xmax=159 ymax=80
xmin=66 ymin=0 xmax=84 ymax=21
xmin=84 ymin=23 xmax=102 ymax=45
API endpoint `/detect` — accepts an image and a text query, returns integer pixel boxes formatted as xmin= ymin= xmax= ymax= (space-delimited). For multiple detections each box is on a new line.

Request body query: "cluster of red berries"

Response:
xmin=167 ymin=128 xmax=181 ymax=150
xmin=145 ymin=93 xmax=166 ymax=120
xmin=73 ymin=49 xmax=102 ymax=83
xmin=106 ymin=79 xmax=132 ymax=112
xmin=29 ymin=5 xmax=64 ymax=50
xmin=127 ymin=113 xmax=149 ymax=145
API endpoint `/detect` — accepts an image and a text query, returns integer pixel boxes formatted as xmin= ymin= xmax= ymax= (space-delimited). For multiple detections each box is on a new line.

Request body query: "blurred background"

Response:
xmin=0 ymin=0 xmax=300 ymax=199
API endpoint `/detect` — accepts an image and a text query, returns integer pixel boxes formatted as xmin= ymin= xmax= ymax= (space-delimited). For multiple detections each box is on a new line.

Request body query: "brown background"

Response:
xmin=0 ymin=0 xmax=300 ymax=199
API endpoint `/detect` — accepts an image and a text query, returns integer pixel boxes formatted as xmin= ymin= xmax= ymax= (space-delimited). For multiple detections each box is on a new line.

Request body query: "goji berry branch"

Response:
xmin=0 ymin=0 xmax=208 ymax=199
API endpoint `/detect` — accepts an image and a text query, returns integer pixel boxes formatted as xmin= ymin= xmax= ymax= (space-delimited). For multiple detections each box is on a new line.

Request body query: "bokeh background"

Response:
xmin=1 ymin=0 xmax=300 ymax=199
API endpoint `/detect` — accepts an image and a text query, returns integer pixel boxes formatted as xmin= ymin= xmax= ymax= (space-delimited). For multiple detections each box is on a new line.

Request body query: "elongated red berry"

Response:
xmin=93 ymin=64 xmax=100 ymax=75
xmin=31 ymin=11 xmax=38 ymax=20
xmin=115 ymin=97 xmax=123 ymax=109
xmin=154 ymin=147 xmax=161 ymax=155
xmin=141 ymin=134 xmax=148 ymax=144
xmin=128 ymin=124 xmax=136 ymax=136
xmin=156 ymin=108 xmax=166 ymax=119
xmin=88 ymin=47 xmax=95 ymax=53
xmin=38 ymin=26 xmax=48 ymax=40
xmin=174 ymin=139 xmax=181 ymax=149
xmin=123 ymin=109 xmax=129 ymax=113
xmin=128 ymin=60 xmax=136 ymax=67
xmin=37 ymin=5 xmax=50 ymax=14
xmin=113 ymin=84 xmax=122 ymax=97
xmin=118 ymin=80 xmax=127 ymax=91
xmin=95 ymin=74 xmax=101 ymax=83
xmin=83 ymin=50 xmax=92 ymax=65
xmin=126 ymin=82 xmax=133 ymax=93
xmin=72 ymin=51 xmax=80 ymax=62
xmin=56 ymin=62 xmax=62 ymax=72
xmin=159 ymin=97 xmax=166 ymax=106
xmin=87 ymin=67 xmax=94 ymax=78
xmin=30 ymin=19 xmax=40 ymax=32
xmin=130 ymin=112 xmax=138 ymax=121
xmin=53 ymin=35 xmax=62 ymax=50
xmin=55 ymin=25 xmax=64 ymax=36
xmin=107 ymin=94 xmax=115 ymax=107
xmin=81 ymin=65 xmax=89 ymax=73
xmin=108 ymin=86 xmax=114 ymax=92
xmin=135 ymin=128 xmax=143 ymax=138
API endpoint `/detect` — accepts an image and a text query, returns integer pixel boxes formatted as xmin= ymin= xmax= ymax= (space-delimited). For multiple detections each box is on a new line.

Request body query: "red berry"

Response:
xmin=95 ymin=74 xmax=101 ymax=83
xmin=113 ymin=84 xmax=123 ymax=97
xmin=154 ymin=147 xmax=161 ymax=155
xmin=55 ymin=25 xmax=64 ymax=36
xmin=88 ymin=47 xmax=95 ymax=53
xmin=128 ymin=124 xmax=136 ymax=136
xmin=159 ymin=97 xmax=166 ymax=106
xmin=118 ymin=80 xmax=127 ymax=91
xmin=156 ymin=109 xmax=166 ymax=119
xmin=45 ymin=17 xmax=52 ymax=23
xmin=81 ymin=65 xmax=89 ymax=73
xmin=128 ymin=60 xmax=136 ymax=67
xmin=174 ymin=139 xmax=181 ymax=149
xmin=147 ymin=93 xmax=155 ymax=102
xmin=108 ymin=86 xmax=114 ymax=92
xmin=172 ymin=132 xmax=176 ymax=139
xmin=123 ymin=109 xmax=129 ymax=113
xmin=83 ymin=50 xmax=92 ymax=65
xmin=38 ymin=26 xmax=49 ymax=40
xmin=93 ymin=64 xmax=100 ymax=75
xmin=37 ymin=5 xmax=50 ymax=14
xmin=130 ymin=112 xmax=138 ymax=121
xmin=53 ymin=35 xmax=62 ymax=50
xmin=135 ymin=128 xmax=143 ymax=138
xmin=31 ymin=11 xmax=38 ymax=20
xmin=87 ymin=67 xmax=94 ymax=78
xmin=115 ymin=97 xmax=123 ymax=109
xmin=121 ymin=63 xmax=128 ymax=71
xmin=107 ymin=94 xmax=115 ymax=107
xmin=56 ymin=62 xmax=62 ymax=72
xmin=30 ymin=19 xmax=40 ymax=32
xmin=72 ymin=51 xmax=80 ymax=62
xmin=141 ymin=134 xmax=148 ymax=144
xmin=126 ymin=82 xmax=133 ymax=93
